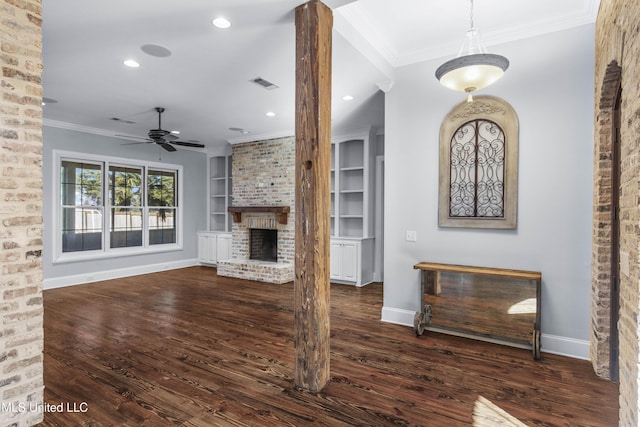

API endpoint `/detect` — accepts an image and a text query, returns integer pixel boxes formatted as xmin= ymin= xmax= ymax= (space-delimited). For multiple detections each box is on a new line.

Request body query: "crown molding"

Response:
xmin=43 ymin=119 xmax=207 ymax=152
xmin=43 ymin=118 xmax=128 ymax=139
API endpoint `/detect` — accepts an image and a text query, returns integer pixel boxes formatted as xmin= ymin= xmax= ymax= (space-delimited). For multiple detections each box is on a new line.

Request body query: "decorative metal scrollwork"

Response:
xmin=449 ymin=120 xmax=505 ymax=218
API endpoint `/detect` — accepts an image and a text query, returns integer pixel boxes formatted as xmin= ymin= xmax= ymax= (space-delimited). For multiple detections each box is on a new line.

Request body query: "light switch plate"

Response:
xmin=406 ymin=230 xmax=417 ymax=242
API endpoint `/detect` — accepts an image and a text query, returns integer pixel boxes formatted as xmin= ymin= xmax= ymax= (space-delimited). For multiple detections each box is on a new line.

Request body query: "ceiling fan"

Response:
xmin=122 ymin=107 xmax=205 ymax=152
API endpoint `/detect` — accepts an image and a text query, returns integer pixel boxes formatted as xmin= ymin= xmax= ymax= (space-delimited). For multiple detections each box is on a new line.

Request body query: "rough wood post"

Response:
xmin=294 ymin=0 xmax=333 ymax=392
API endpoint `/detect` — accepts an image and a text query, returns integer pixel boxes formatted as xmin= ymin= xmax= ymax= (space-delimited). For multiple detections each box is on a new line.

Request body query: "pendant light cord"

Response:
xmin=469 ymin=0 xmax=475 ymax=30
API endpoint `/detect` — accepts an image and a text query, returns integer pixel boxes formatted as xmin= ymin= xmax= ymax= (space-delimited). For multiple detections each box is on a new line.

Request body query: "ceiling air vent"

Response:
xmin=250 ymin=77 xmax=279 ymax=90
xmin=110 ymin=117 xmax=136 ymax=124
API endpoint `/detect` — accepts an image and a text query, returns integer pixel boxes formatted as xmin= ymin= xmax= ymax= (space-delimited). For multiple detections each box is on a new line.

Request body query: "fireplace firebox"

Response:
xmin=250 ymin=229 xmax=278 ymax=262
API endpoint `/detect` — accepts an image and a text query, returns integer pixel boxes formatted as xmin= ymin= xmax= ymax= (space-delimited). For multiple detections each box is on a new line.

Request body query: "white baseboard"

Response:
xmin=380 ymin=306 xmax=416 ymax=326
xmin=380 ymin=306 xmax=590 ymax=360
xmin=43 ymin=258 xmax=200 ymax=290
xmin=540 ymin=334 xmax=589 ymax=360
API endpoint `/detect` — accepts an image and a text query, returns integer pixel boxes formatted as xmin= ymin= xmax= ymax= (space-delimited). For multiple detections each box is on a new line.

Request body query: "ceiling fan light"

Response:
xmin=435 ymin=53 xmax=509 ymax=93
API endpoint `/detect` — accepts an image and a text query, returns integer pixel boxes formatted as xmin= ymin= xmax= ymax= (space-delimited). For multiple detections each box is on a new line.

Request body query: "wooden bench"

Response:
xmin=413 ymin=262 xmax=542 ymax=359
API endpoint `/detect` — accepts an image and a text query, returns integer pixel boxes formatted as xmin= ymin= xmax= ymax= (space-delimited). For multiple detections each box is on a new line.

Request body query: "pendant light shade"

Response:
xmin=435 ymin=53 xmax=508 ymax=93
xmin=435 ymin=1 xmax=508 ymax=100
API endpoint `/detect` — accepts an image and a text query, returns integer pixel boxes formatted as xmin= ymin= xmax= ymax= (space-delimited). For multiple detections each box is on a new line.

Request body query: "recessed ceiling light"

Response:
xmin=123 ymin=59 xmax=140 ymax=68
xmin=342 ymin=95 xmax=354 ymax=101
xmin=266 ymin=112 xmax=276 ymax=117
xmin=212 ymin=17 xmax=231 ymax=29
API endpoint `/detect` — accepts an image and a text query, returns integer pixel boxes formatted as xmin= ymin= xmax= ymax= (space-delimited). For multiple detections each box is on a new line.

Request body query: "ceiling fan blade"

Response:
xmin=161 ymin=142 xmax=177 ymax=152
xmin=171 ymin=141 xmax=205 ymax=148
xmin=120 ymin=141 xmax=147 ymax=146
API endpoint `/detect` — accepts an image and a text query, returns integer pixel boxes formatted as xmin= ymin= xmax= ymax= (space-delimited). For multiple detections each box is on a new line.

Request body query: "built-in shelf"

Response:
xmin=228 ymin=206 xmax=291 ymax=225
xmin=209 ymin=155 xmax=233 ymax=231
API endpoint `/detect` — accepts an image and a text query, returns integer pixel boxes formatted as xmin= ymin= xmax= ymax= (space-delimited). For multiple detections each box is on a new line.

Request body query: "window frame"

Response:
xmin=438 ymin=95 xmax=519 ymax=229
xmin=108 ymin=163 xmax=144 ymax=249
xmin=53 ymin=150 xmax=183 ymax=263
xmin=147 ymin=167 xmax=179 ymax=246
xmin=60 ymin=159 xmax=104 ymax=253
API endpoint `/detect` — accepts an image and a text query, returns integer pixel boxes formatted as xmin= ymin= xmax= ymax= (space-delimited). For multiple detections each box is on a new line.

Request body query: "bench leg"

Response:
xmin=413 ymin=305 xmax=432 ymax=336
xmin=533 ymin=323 xmax=541 ymax=360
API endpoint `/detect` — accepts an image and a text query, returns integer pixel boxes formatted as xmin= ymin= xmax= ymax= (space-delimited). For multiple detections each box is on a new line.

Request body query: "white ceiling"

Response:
xmin=41 ymin=0 xmax=599 ymax=152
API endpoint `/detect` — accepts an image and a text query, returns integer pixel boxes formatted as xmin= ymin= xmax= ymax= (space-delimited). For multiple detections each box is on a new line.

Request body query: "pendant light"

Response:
xmin=435 ymin=0 xmax=509 ymax=102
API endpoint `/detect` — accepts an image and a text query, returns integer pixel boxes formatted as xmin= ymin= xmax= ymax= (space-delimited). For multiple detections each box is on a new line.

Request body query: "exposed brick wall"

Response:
xmin=594 ymin=1 xmax=640 ymax=425
xmin=0 ymin=0 xmax=44 ymax=425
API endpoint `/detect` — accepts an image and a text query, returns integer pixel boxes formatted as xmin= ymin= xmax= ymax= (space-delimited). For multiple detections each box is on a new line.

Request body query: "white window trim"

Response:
xmin=53 ymin=149 xmax=184 ymax=264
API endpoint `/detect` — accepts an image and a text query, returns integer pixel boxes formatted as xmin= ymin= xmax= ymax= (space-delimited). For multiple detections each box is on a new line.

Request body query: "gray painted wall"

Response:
xmin=42 ymin=126 xmax=207 ymax=283
xmin=383 ymin=25 xmax=595 ymax=352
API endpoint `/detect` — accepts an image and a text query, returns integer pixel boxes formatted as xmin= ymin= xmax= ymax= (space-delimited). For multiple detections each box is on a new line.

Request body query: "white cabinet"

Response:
xmin=209 ymin=155 xmax=232 ymax=232
xmin=198 ymin=232 xmax=216 ymax=264
xmin=198 ymin=231 xmax=231 ymax=265
xmin=330 ymin=240 xmax=357 ymax=282
xmin=330 ymin=237 xmax=374 ymax=287
xmin=216 ymin=233 xmax=231 ymax=263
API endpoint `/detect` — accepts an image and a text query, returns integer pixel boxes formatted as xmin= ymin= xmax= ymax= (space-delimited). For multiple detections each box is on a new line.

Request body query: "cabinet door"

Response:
xmin=216 ymin=235 xmax=231 ymax=262
xmin=198 ymin=235 xmax=217 ymax=264
xmin=207 ymin=236 xmax=217 ymax=263
xmin=330 ymin=241 xmax=343 ymax=280
xmin=198 ymin=235 xmax=209 ymax=262
xmin=341 ymin=242 xmax=358 ymax=282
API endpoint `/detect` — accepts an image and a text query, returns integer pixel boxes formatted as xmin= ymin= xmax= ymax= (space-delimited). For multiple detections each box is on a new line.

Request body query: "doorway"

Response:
xmin=591 ymin=61 xmax=622 ymax=380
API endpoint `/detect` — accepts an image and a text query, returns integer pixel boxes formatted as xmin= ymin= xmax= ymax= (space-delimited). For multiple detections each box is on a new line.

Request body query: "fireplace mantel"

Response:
xmin=228 ymin=206 xmax=291 ymax=225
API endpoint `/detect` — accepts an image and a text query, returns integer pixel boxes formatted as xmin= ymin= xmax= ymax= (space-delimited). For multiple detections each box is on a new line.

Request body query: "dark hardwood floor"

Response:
xmin=43 ymin=266 xmax=618 ymax=426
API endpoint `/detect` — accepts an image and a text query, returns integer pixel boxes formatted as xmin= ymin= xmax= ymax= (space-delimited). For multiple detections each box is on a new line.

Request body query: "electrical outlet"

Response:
xmin=406 ymin=230 xmax=417 ymax=242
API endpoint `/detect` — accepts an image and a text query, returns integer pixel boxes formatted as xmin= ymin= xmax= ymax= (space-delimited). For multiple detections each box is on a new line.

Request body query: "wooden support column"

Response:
xmin=293 ymin=0 xmax=333 ymax=392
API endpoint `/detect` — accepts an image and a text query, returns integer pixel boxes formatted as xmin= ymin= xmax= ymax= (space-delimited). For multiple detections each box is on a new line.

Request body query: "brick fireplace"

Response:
xmin=217 ymin=136 xmax=295 ymax=284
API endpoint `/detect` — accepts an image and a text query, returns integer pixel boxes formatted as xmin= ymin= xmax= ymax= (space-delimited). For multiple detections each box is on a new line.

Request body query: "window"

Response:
xmin=439 ymin=95 xmax=519 ymax=229
xmin=61 ymin=161 xmax=103 ymax=252
xmin=148 ymin=169 xmax=177 ymax=245
xmin=109 ymin=165 xmax=143 ymax=248
xmin=55 ymin=151 xmax=182 ymax=262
